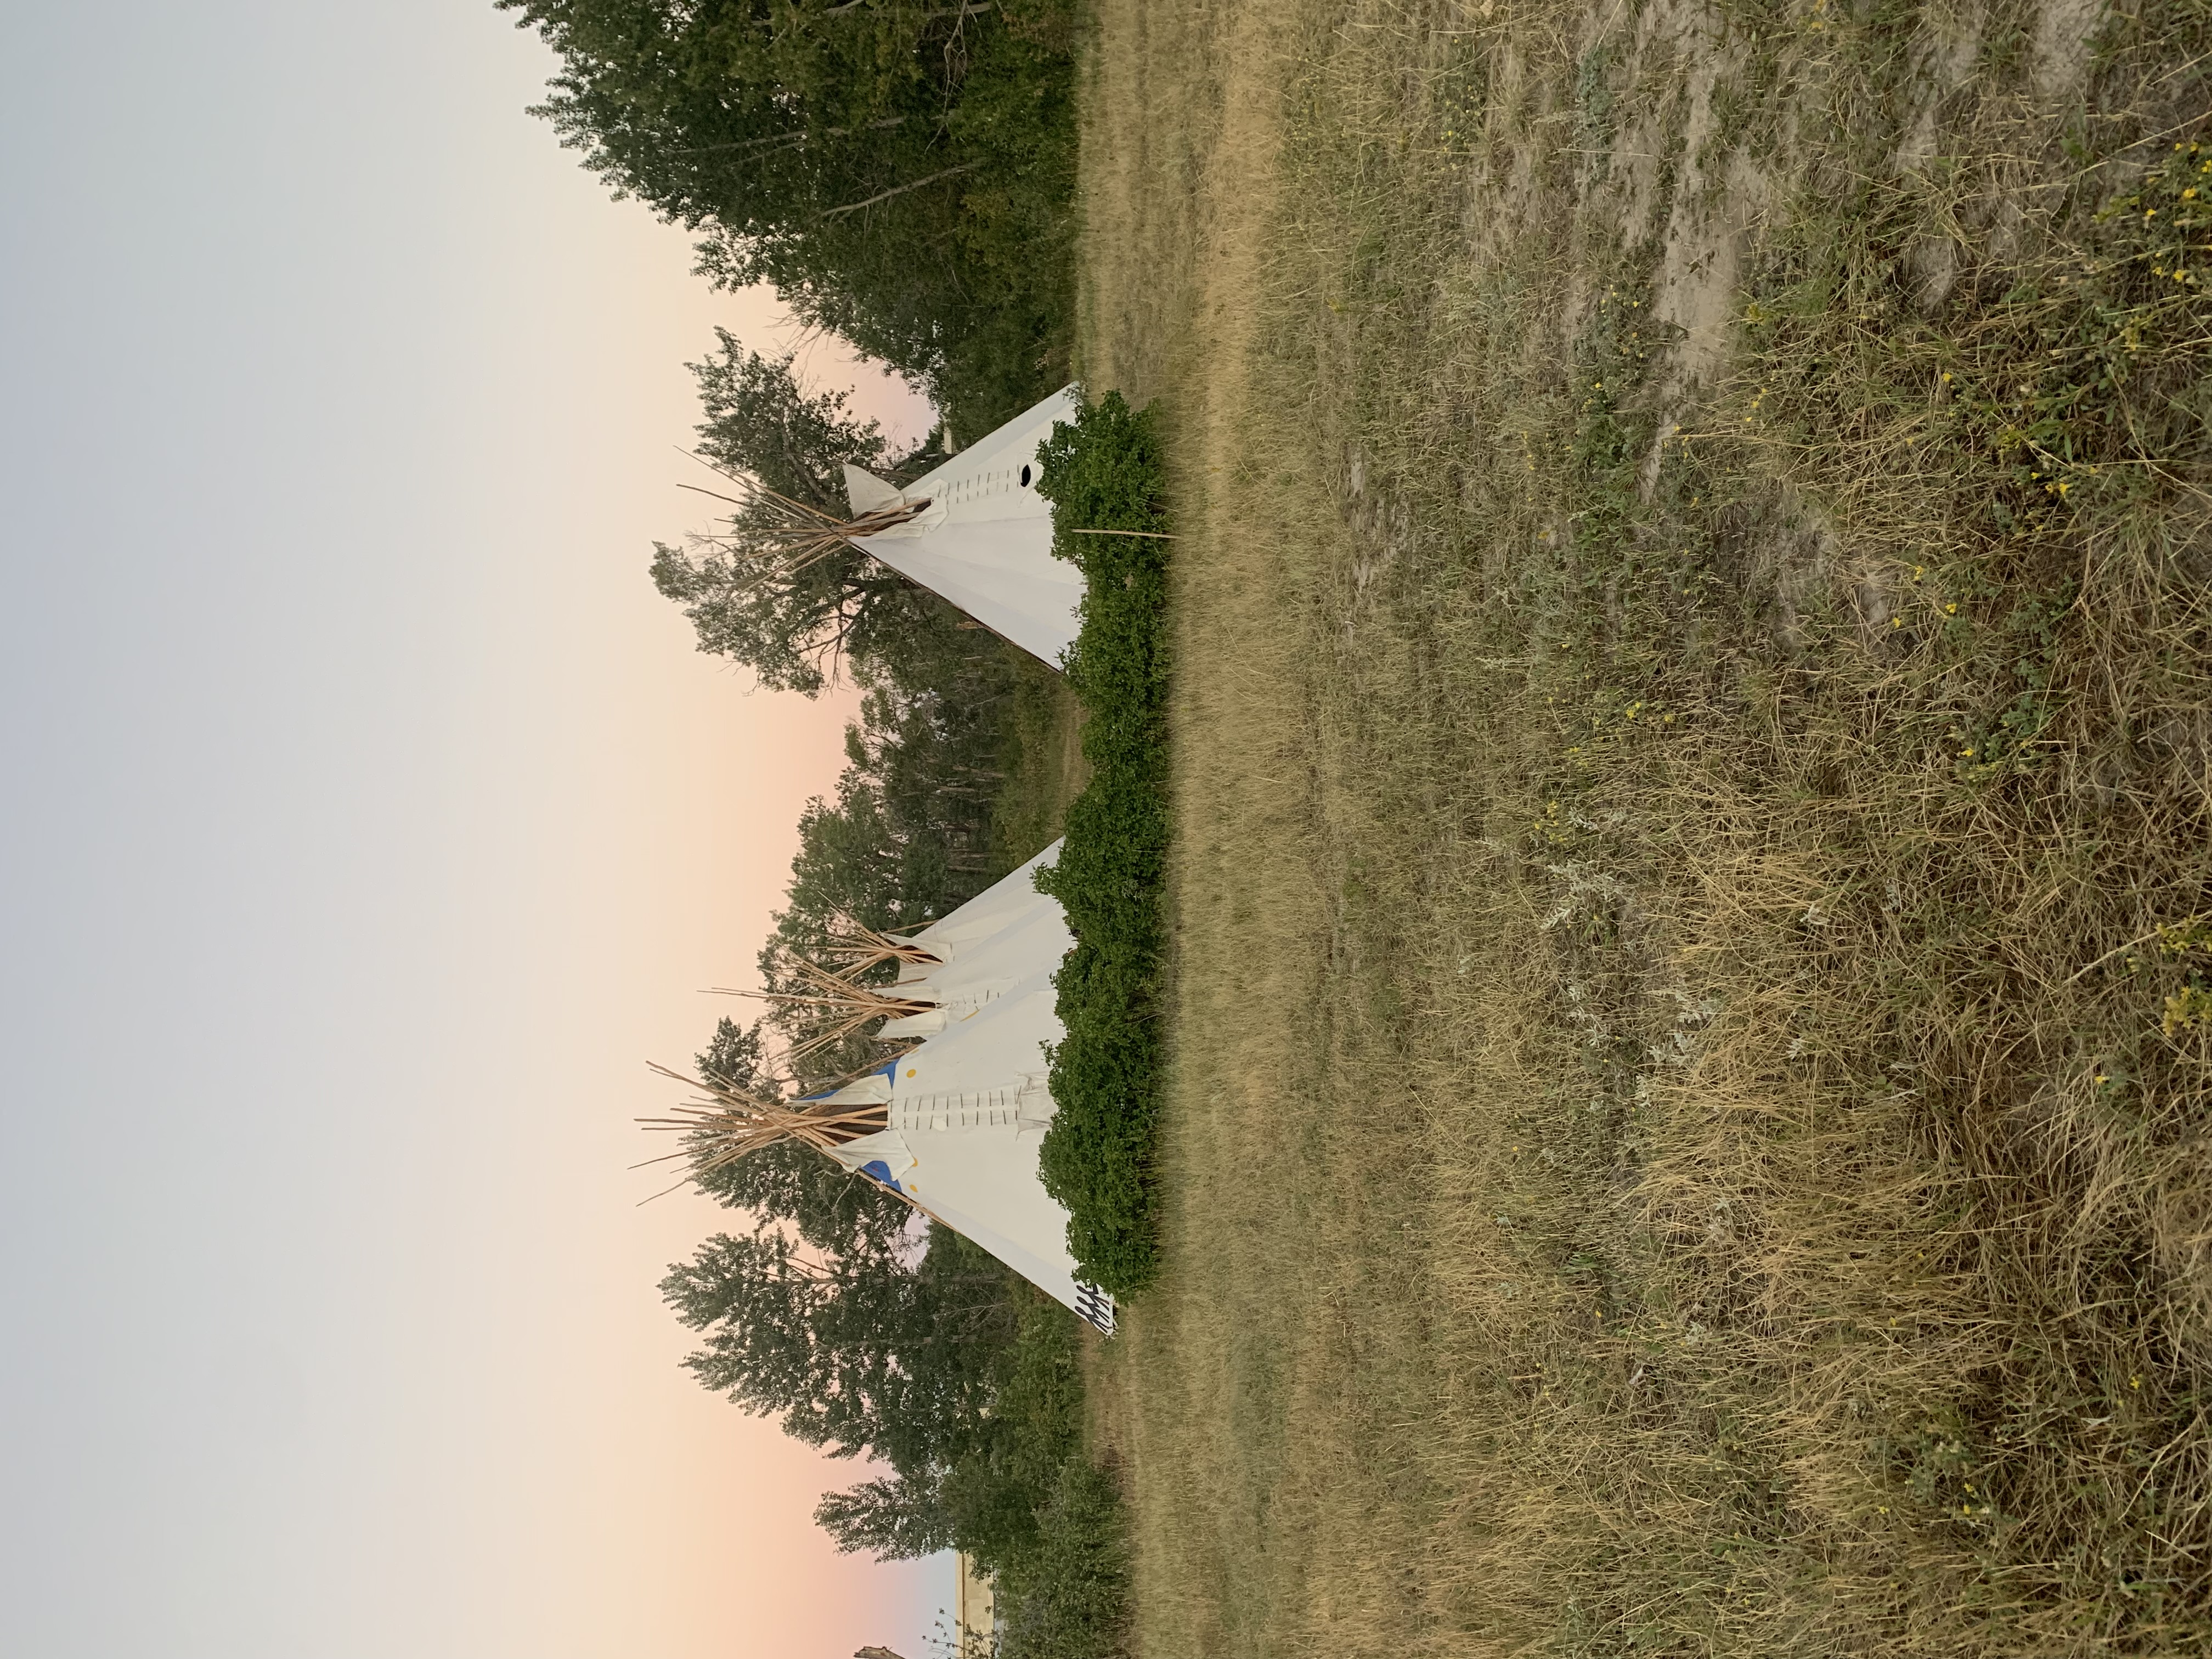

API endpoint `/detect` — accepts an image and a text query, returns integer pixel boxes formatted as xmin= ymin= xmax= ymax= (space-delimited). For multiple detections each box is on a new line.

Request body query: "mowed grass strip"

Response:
xmin=1080 ymin=0 xmax=2212 ymax=1654
xmin=1035 ymin=393 xmax=1173 ymax=1294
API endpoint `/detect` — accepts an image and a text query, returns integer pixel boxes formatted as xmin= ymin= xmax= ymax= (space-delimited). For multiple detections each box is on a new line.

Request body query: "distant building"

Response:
xmin=954 ymin=1551 xmax=998 ymax=1651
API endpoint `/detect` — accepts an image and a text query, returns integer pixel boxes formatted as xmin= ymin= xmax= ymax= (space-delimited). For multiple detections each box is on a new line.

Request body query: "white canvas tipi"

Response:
xmin=794 ymin=843 xmax=1114 ymax=1331
xmin=842 ymin=385 xmax=1086 ymax=667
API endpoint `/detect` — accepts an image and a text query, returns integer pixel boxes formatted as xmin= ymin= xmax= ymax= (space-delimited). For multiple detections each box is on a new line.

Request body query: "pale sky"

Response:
xmin=0 ymin=3 xmax=948 ymax=1656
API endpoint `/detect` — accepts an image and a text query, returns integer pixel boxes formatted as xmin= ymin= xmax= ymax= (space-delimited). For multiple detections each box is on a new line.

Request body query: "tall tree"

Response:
xmin=650 ymin=335 xmax=953 ymax=692
xmin=773 ymin=684 xmax=1002 ymax=933
xmin=660 ymin=1217 xmax=1016 ymax=1480
xmin=813 ymin=1474 xmax=952 ymax=1560
xmin=495 ymin=0 xmax=1079 ymax=432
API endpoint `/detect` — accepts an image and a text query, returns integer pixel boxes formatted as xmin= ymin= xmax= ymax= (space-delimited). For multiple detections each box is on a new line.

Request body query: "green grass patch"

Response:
xmin=1032 ymin=392 xmax=1171 ymax=1295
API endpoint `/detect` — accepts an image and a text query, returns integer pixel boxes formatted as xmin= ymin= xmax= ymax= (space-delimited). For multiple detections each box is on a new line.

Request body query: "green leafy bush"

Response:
xmin=1032 ymin=394 xmax=1171 ymax=1294
xmin=993 ymin=1458 xmax=1133 ymax=1659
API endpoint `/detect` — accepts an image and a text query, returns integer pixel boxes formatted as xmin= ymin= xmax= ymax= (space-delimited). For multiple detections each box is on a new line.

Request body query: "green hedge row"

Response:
xmin=1032 ymin=393 xmax=1171 ymax=1296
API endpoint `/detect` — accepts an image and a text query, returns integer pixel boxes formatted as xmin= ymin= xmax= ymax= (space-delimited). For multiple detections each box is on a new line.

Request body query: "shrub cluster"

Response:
xmin=1032 ymin=394 xmax=1171 ymax=1294
xmin=992 ymin=1457 xmax=1132 ymax=1659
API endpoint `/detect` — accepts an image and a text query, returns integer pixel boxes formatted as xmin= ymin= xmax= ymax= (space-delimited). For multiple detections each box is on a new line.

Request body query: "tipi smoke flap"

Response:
xmin=662 ymin=845 xmax=1114 ymax=1335
xmin=841 ymin=385 xmax=1085 ymax=668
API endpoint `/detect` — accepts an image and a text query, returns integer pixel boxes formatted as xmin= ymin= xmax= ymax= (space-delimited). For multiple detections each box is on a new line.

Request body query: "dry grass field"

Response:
xmin=1074 ymin=0 xmax=2212 ymax=1653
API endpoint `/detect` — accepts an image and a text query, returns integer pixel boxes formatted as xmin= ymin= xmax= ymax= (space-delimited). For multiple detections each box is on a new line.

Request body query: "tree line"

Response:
xmin=496 ymin=0 xmax=1080 ymax=442
xmin=498 ymin=5 xmax=1124 ymax=1647
xmin=650 ymin=344 xmax=1084 ymax=1584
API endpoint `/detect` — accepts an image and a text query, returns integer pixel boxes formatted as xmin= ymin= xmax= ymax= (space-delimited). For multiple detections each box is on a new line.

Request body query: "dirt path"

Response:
xmin=1080 ymin=4 xmax=1346 ymax=1646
